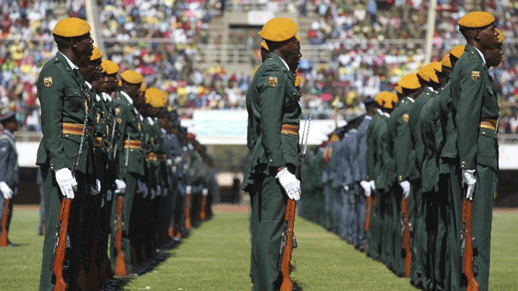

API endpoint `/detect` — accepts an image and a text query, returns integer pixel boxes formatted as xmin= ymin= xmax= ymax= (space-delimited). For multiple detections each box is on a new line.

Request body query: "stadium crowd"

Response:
xmin=1 ymin=0 xmax=518 ymax=130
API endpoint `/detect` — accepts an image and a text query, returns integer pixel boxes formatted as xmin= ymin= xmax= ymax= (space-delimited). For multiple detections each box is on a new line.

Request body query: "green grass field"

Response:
xmin=1 ymin=207 xmax=517 ymax=290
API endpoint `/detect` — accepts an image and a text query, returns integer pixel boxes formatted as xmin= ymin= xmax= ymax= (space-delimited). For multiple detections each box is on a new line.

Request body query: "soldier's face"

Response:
xmin=73 ymin=33 xmax=94 ymax=59
xmin=478 ymin=23 xmax=498 ymax=51
xmin=281 ymin=37 xmax=302 ymax=69
xmin=105 ymin=73 xmax=118 ymax=92
xmin=486 ymin=43 xmax=503 ymax=68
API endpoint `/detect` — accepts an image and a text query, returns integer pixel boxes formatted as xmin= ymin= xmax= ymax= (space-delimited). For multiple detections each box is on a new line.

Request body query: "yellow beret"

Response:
xmin=395 ymin=85 xmax=403 ymax=95
xmin=53 ymin=17 xmax=91 ymax=38
xmin=398 ymin=73 xmax=421 ymax=90
xmin=140 ymin=83 xmax=147 ymax=92
xmin=441 ymin=53 xmax=452 ymax=69
xmin=382 ymin=92 xmax=398 ymax=110
xmin=146 ymin=88 xmax=167 ymax=108
xmin=374 ymin=91 xmax=386 ymax=106
xmin=420 ymin=64 xmax=440 ymax=84
xmin=449 ymin=45 xmax=465 ymax=59
xmin=430 ymin=61 xmax=442 ymax=73
xmin=260 ymin=40 xmax=269 ymax=51
xmin=458 ymin=12 xmax=495 ymax=29
xmin=101 ymin=60 xmax=119 ymax=75
xmin=90 ymin=46 xmax=103 ymax=61
xmin=120 ymin=70 xmax=143 ymax=85
xmin=294 ymin=75 xmax=302 ymax=87
xmin=330 ymin=133 xmax=339 ymax=142
xmin=496 ymin=29 xmax=504 ymax=43
xmin=296 ymin=35 xmax=301 ymax=42
xmin=118 ymin=79 xmax=122 ymax=87
xmin=258 ymin=18 xmax=298 ymax=42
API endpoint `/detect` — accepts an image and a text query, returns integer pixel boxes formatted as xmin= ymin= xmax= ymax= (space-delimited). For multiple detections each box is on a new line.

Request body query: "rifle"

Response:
xmin=462 ymin=195 xmax=479 ymax=291
xmin=184 ymin=190 xmax=192 ymax=230
xmin=114 ymin=195 xmax=127 ymax=276
xmin=52 ymin=100 xmax=89 ymax=291
xmin=0 ymin=198 xmax=10 ymax=246
xmin=278 ymin=114 xmax=311 ymax=291
xmin=364 ymin=195 xmax=371 ymax=253
xmin=401 ymin=197 xmax=411 ymax=278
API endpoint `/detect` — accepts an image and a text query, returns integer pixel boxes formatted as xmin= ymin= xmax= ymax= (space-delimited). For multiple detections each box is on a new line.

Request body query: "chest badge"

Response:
xmin=269 ymin=77 xmax=278 ymax=88
xmin=44 ymin=77 xmax=52 ymax=88
xmin=402 ymin=113 xmax=409 ymax=123
xmin=472 ymin=71 xmax=480 ymax=81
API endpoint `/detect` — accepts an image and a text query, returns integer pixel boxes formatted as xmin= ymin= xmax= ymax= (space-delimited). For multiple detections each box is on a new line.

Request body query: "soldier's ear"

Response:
xmin=473 ymin=29 xmax=482 ymax=42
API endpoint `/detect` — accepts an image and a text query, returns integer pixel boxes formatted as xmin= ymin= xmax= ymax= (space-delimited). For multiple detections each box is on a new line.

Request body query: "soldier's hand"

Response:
xmin=276 ymin=167 xmax=301 ymax=201
xmin=399 ymin=181 xmax=411 ymax=198
xmin=91 ymin=179 xmax=101 ymax=195
xmin=202 ymin=188 xmax=209 ymax=197
xmin=360 ymin=180 xmax=371 ymax=197
xmin=462 ymin=169 xmax=476 ymax=200
xmin=55 ymin=168 xmax=77 ymax=199
xmin=163 ymin=188 xmax=168 ymax=196
xmin=150 ymin=188 xmax=156 ymax=200
xmin=369 ymin=180 xmax=376 ymax=191
xmin=343 ymin=185 xmax=349 ymax=192
xmin=114 ymin=179 xmax=126 ymax=195
xmin=0 ymin=181 xmax=13 ymax=199
xmin=186 ymin=185 xmax=192 ymax=195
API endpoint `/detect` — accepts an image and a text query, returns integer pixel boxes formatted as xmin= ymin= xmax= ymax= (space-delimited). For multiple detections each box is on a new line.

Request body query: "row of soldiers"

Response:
xmin=300 ymin=11 xmax=501 ymax=291
xmin=35 ymin=17 xmax=218 ymax=291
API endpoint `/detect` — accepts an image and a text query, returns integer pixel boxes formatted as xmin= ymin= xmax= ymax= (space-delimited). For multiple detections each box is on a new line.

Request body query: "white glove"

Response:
xmin=91 ymin=179 xmax=101 ymax=195
xmin=462 ymin=169 xmax=476 ymax=200
xmin=0 ymin=182 xmax=13 ymax=199
xmin=400 ymin=181 xmax=411 ymax=198
xmin=114 ymin=179 xmax=126 ymax=195
xmin=369 ymin=180 xmax=376 ymax=191
xmin=157 ymin=185 xmax=162 ymax=197
xmin=163 ymin=188 xmax=168 ymax=196
xmin=276 ymin=167 xmax=301 ymax=201
xmin=150 ymin=188 xmax=156 ymax=200
xmin=360 ymin=180 xmax=371 ymax=197
xmin=186 ymin=185 xmax=192 ymax=195
xmin=55 ymin=168 xmax=77 ymax=199
xmin=139 ymin=181 xmax=149 ymax=198
xmin=106 ymin=190 xmax=113 ymax=202
xmin=343 ymin=185 xmax=349 ymax=192
xmin=202 ymin=188 xmax=209 ymax=197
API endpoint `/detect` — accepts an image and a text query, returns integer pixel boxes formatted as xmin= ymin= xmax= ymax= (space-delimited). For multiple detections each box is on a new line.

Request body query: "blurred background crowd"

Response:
xmin=1 ymin=0 xmax=518 ymax=132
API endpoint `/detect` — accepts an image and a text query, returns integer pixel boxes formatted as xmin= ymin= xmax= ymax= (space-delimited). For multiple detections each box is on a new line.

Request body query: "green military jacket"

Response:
xmin=419 ymin=93 xmax=441 ymax=192
xmin=438 ymin=81 xmax=457 ymax=161
xmin=365 ymin=112 xmax=382 ymax=181
xmin=450 ymin=45 xmax=499 ymax=171
xmin=153 ymin=121 xmax=169 ymax=189
xmin=113 ymin=91 xmax=145 ymax=177
xmin=387 ymin=97 xmax=415 ymax=183
xmin=243 ymin=52 xmax=301 ymax=191
xmin=36 ymin=52 xmax=94 ymax=175
xmin=408 ymin=87 xmax=433 ymax=182
xmin=373 ymin=112 xmax=393 ymax=192
xmin=143 ymin=118 xmax=158 ymax=188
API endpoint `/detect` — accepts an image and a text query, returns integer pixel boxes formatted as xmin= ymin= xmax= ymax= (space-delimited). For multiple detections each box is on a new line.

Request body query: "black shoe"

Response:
xmin=292 ymin=281 xmax=303 ymax=291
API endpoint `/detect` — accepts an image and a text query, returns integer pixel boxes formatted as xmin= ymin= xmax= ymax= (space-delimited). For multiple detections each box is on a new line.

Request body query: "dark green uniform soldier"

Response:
xmin=110 ymin=70 xmax=145 ymax=274
xmin=450 ymin=12 xmax=500 ymax=291
xmin=37 ymin=17 xmax=95 ymax=291
xmin=386 ymin=73 xmax=423 ymax=277
xmin=242 ymin=17 xmax=302 ymax=291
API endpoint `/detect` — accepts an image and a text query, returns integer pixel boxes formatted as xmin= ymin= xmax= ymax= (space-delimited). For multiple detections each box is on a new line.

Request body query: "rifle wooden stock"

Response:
xmin=52 ymin=198 xmax=71 ymax=291
xmin=114 ymin=196 xmax=127 ymax=276
xmin=462 ymin=199 xmax=479 ymax=291
xmin=364 ymin=196 xmax=371 ymax=253
xmin=0 ymin=198 xmax=10 ymax=246
xmin=200 ymin=195 xmax=207 ymax=221
xmin=401 ymin=197 xmax=411 ymax=278
xmin=184 ymin=193 xmax=191 ymax=230
xmin=279 ymin=199 xmax=296 ymax=291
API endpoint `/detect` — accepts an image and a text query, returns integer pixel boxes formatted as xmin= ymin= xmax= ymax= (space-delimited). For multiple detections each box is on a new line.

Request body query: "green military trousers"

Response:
xmin=250 ymin=170 xmax=287 ymax=291
xmin=39 ymin=166 xmax=90 ymax=291
xmin=110 ymin=172 xmax=138 ymax=273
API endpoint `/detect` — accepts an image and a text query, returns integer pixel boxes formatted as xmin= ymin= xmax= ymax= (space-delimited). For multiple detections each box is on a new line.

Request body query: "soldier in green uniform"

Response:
xmin=386 ymin=73 xmax=423 ymax=277
xmin=110 ymin=70 xmax=145 ymax=274
xmin=408 ymin=64 xmax=442 ymax=289
xmin=242 ymin=17 xmax=302 ymax=291
xmin=436 ymin=45 xmax=466 ymax=291
xmin=450 ymin=12 xmax=499 ymax=290
xmin=77 ymin=45 xmax=105 ymax=289
xmin=37 ymin=17 xmax=95 ymax=291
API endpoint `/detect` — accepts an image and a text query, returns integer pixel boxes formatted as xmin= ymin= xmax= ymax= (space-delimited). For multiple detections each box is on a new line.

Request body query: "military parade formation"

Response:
xmin=298 ymin=11 xmax=501 ymax=291
xmin=0 ymin=8 xmax=505 ymax=291
xmin=9 ymin=17 xmax=219 ymax=291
